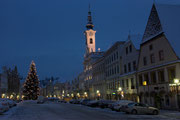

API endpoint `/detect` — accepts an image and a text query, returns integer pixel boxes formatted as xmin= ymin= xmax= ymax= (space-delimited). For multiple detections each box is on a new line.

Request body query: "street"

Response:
xmin=0 ymin=101 xmax=180 ymax=120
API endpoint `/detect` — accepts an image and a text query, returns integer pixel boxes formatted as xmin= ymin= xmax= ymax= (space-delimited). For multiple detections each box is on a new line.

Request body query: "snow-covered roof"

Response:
xmin=126 ymin=34 xmax=142 ymax=49
xmin=143 ymin=4 xmax=180 ymax=58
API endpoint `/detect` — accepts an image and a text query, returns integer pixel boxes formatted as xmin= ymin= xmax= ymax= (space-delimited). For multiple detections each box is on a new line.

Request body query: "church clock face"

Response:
xmin=89 ymin=32 xmax=93 ymax=36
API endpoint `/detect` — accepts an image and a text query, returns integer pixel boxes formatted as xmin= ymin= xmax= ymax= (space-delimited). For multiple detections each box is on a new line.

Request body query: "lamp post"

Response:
xmin=117 ymin=87 xmax=122 ymax=100
xmin=84 ymin=92 xmax=87 ymax=98
xmin=96 ymin=90 xmax=100 ymax=100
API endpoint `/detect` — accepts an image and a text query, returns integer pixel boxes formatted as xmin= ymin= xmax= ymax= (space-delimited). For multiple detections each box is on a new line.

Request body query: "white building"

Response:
xmin=137 ymin=4 xmax=180 ymax=110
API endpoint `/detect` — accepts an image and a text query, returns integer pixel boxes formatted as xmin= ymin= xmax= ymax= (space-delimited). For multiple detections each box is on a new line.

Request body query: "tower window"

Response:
xmin=90 ymin=38 xmax=93 ymax=44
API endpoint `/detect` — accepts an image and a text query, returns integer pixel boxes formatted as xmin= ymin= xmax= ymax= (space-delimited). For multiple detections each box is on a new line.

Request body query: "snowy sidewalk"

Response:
xmin=160 ymin=110 xmax=180 ymax=119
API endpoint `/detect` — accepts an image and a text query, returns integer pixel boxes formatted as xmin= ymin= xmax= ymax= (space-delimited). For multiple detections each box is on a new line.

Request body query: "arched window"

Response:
xmin=90 ymin=38 xmax=93 ymax=44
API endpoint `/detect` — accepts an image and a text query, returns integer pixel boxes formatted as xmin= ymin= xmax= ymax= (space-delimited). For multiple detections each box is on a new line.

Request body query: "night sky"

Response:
xmin=0 ymin=0 xmax=180 ymax=81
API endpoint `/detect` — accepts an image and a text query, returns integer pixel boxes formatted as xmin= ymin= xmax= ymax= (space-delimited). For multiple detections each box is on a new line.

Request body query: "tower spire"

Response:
xmin=86 ymin=4 xmax=94 ymax=29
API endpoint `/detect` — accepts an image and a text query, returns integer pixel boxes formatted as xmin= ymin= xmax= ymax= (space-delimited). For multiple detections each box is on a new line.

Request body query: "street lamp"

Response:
xmin=117 ymin=87 xmax=122 ymax=92
xmin=174 ymin=79 xmax=179 ymax=84
xmin=84 ymin=92 xmax=87 ymax=98
xmin=77 ymin=93 xmax=80 ymax=98
xmin=96 ymin=90 xmax=100 ymax=100
xmin=117 ymin=87 xmax=123 ymax=100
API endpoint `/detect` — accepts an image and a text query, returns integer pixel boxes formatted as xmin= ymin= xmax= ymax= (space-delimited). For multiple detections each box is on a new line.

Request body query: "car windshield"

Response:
xmin=128 ymin=103 xmax=135 ymax=106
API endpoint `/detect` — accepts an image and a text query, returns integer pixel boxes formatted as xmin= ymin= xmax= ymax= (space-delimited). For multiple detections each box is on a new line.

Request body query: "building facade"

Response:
xmin=119 ymin=35 xmax=141 ymax=102
xmin=137 ymin=4 xmax=180 ymax=110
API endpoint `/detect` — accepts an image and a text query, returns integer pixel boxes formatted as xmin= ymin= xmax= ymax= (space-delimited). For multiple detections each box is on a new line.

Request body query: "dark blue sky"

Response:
xmin=0 ymin=0 xmax=180 ymax=81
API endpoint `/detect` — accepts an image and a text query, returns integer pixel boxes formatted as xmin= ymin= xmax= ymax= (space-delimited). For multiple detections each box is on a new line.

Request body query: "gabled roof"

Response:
xmin=142 ymin=3 xmax=180 ymax=58
xmin=126 ymin=34 xmax=142 ymax=50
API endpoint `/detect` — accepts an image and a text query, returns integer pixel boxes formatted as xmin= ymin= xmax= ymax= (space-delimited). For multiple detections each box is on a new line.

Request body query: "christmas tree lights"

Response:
xmin=23 ymin=61 xmax=40 ymax=100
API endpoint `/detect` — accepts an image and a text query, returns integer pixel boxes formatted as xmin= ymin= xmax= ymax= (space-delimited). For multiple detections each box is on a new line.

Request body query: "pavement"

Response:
xmin=0 ymin=101 xmax=180 ymax=120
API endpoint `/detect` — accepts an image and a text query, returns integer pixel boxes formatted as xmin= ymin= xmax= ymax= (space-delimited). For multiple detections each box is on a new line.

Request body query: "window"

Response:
xmin=159 ymin=50 xmax=164 ymax=61
xmin=115 ymin=53 xmax=116 ymax=60
xmin=131 ymin=78 xmax=135 ymax=89
xmin=90 ymin=38 xmax=93 ymax=44
xmin=129 ymin=45 xmax=132 ymax=53
xmin=149 ymin=44 xmax=153 ymax=50
xmin=158 ymin=69 xmax=165 ymax=83
xmin=110 ymin=68 xmax=112 ymax=76
xmin=116 ymin=52 xmax=118 ymax=59
xmin=112 ymin=67 xmax=114 ymax=75
xmin=150 ymin=54 xmax=155 ymax=63
xmin=122 ymin=79 xmax=124 ymax=88
xmin=114 ymin=66 xmax=116 ymax=74
xmin=133 ymin=61 xmax=136 ymax=71
xmin=139 ymin=75 xmax=143 ymax=86
xmin=168 ymin=67 xmax=176 ymax=83
xmin=126 ymin=47 xmax=128 ymax=54
xmin=150 ymin=72 xmax=156 ymax=84
xmin=143 ymin=57 xmax=147 ymax=66
xmin=124 ymin=64 xmax=127 ymax=73
xmin=126 ymin=79 xmax=129 ymax=88
xmin=128 ymin=63 xmax=131 ymax=72
xmin=117 ymin=65 xmax=119 ymax=73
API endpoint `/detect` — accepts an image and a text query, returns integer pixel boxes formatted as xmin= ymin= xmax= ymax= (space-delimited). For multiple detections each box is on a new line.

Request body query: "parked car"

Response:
xmin=69 ymin=99 xmax=74 ymax=104
xmin=58 ymin=99 xmax=67 ymax=103
xmin=108 ymin=101 xmax=120 ymax=110
xmin=75 ymin=99 xmax=82 ymax=104
xmin=79 ymin=99 xmax=85 ymax=104
xmin=47 ymin=97 xmax=59 ymax=102
xmin=113 ymin=100 xmax=133 ymax=112
xmin=69 ymin=99 xmax=78 ymax=104
xmin=98 ymin=100 xmax=115 ymax=109
xmin=81 ymin=99 xmax=91 ymax=105
xmin=73 ymin=99 xmax=80 ymax=104
xmin=87 ymin=100 xmax=99 ymax=107
xmin=123 ymin=103 xmax=159 ymax=115
xmin=0 ymin=98 xmax=16 ymax=108
xmin=0 ymin=101 xmax=9 ymax=113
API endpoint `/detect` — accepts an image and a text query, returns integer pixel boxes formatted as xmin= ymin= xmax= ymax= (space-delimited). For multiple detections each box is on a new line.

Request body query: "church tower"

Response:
xmin=84 ymin=5 xmax=96 ymax=56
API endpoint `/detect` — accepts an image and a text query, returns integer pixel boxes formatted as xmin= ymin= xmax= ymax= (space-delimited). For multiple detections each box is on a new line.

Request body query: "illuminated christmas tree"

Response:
xmin=23 ymin=61 xmax=40 ymax=100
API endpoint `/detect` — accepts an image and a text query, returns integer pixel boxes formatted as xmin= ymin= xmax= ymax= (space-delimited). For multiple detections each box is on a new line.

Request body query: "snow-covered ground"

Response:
xmin=0 ymin=101 xmax=180 ymax=120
